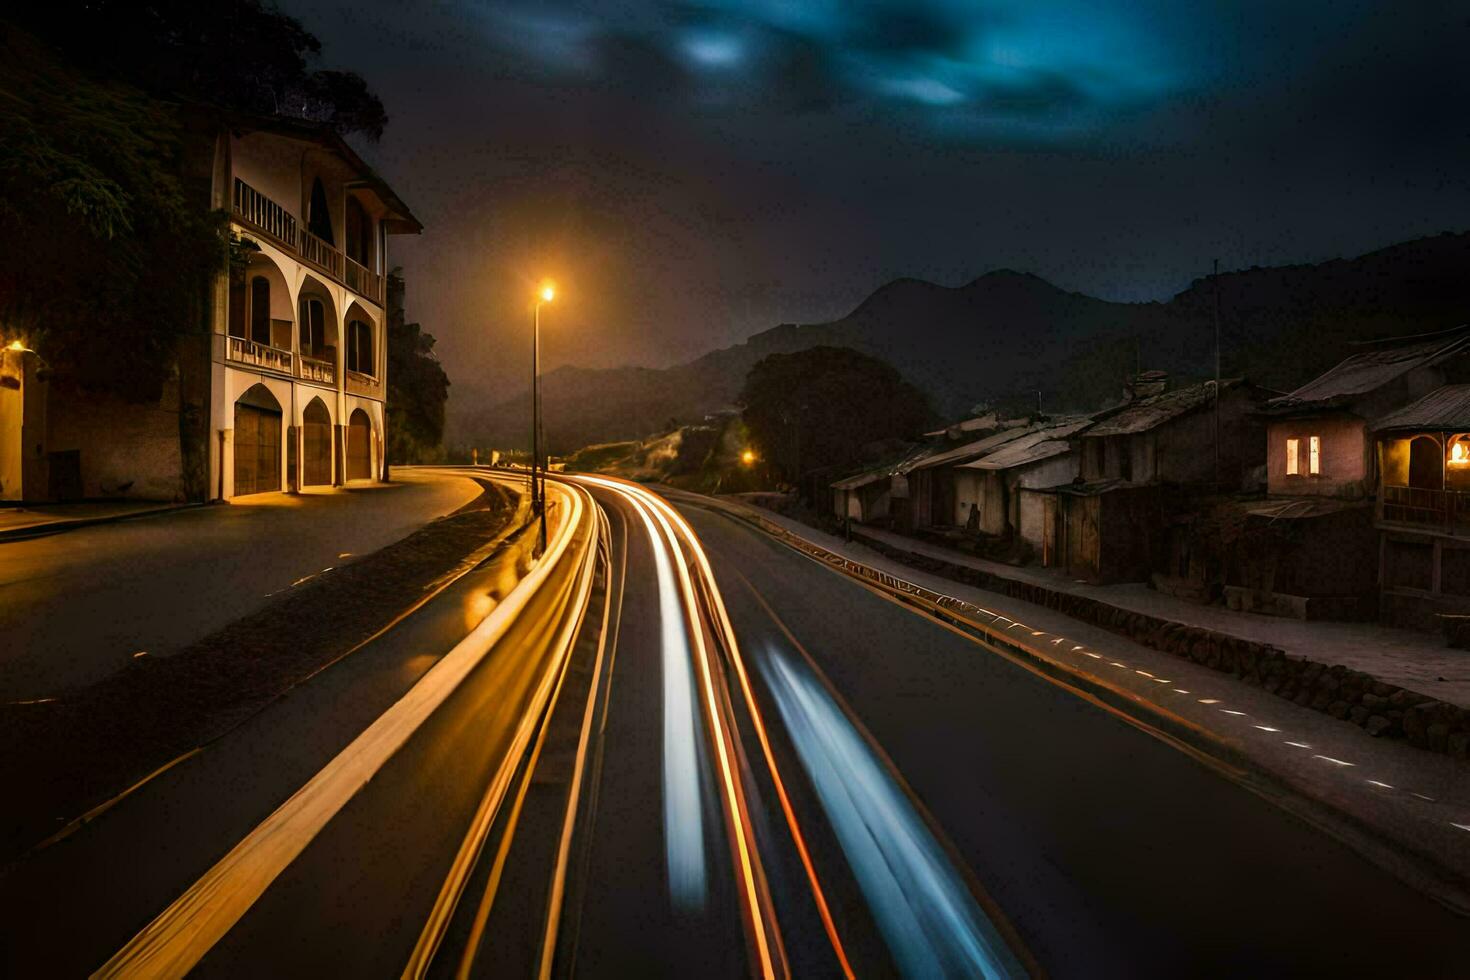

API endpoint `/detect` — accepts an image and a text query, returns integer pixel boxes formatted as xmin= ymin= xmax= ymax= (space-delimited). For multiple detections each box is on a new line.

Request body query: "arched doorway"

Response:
xmin=1409 ymin=436 xmax=1443 ymax=491
xmin=347 ymin=409 xmax=372 ymax=481
xmin=234 ymin=384 xmax=282 ymax=495
xmin=302 ymin=397 xmax=332 ymax=487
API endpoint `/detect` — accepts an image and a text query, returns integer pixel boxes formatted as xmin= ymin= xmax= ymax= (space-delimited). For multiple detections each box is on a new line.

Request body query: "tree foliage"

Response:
xmin=385 ymin=270 xmax=450 ymax=464
xmin=7 ymin=0 xmax=387 ymax=140
xmin=740 ymin=346 xmax=935 ymax=491
xmin=0 ymin=26 xmax=224 ymax=401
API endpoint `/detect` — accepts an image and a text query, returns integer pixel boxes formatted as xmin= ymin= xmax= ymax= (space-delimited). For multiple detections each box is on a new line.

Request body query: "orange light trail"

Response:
xmin=646 ymin=494 xmax=855 ymax=979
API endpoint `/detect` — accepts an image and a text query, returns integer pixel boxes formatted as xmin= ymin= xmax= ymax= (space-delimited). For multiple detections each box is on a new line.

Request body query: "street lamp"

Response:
xmin=532 ymin=281 xmax=555 ymax=552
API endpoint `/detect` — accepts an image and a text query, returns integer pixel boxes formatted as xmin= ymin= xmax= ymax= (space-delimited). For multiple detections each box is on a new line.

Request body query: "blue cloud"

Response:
xmin=466 ymin=1 xmax=1209 ymax=141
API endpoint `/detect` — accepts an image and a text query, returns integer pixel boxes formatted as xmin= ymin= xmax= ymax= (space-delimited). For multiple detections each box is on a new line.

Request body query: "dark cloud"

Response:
xmin=275 ymin=0 xmax=1470 ymax=407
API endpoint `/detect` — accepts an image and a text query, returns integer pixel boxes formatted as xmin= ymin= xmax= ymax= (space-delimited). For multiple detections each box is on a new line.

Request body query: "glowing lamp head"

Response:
xmin=1453 ymin=441 xmax=1469 ymax=465
xmin=741 ymin=449 xmax=756 ymax=466
xmin=539 ymin=283 xmax=556 ymax=303
xmin=6 ymin=340 xmax=24 ymax=352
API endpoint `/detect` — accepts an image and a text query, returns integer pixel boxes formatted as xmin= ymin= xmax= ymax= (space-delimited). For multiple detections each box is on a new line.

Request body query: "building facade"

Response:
xmin=214 ymin=114 xmax=421 ymax=499
xmin=0 ymin=112 xmax=420 ymax=504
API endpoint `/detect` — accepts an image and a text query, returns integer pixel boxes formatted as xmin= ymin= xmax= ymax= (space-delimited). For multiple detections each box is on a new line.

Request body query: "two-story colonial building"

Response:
xmin=0 ymin=110 xmax=420 ymax=504
xmin=214 ymin=112 xmax=421 ymax=498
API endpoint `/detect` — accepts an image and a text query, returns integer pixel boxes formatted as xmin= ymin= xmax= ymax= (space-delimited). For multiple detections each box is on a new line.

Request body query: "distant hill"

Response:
xmin=450 ymin=232 xmax=1470 ymax=454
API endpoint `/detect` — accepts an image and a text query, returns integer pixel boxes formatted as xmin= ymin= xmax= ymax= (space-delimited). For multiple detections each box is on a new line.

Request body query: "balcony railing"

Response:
xmin=228 ymin=336 xmax=293 ymax=375
xmin=298 ymin=226 xmax=343 ymax=281
xmin=233 ymin=179 xmax=296 ymax=245
xmin=346 ymin=368 xmax=382 ymax=398
xmin=231 ymin=177 xmax=384 ymax=304
xmin=345 ymin=256 xmax=382 ymax=303
xmin=1381 ymin=484 xmax=1470 ymax=534
xmin=299 ymin=355 xmax=335 ymax=385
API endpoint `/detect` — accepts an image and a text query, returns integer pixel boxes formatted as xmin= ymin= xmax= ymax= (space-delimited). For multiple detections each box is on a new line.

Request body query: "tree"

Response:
xmin=7 ymin=0 xmax=387 ymax=140
xmin=385 ymin=270 xmax=450 ymax=464
xmin=740 ymin=346 xmax=935 ymax=496
xmin=0 ymin=25 xmax=224 ymax=403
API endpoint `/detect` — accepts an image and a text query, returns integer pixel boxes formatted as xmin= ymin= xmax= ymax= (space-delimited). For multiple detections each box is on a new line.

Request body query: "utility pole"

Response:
xmin=1213 ymin=258 xmax=1222 ymax=490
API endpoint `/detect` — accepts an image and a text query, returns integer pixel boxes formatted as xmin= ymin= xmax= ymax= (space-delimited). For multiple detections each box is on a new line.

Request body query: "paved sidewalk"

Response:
xmin=681 ymin=492 xmax=1470 ymax=906
xmin=0 ymin=470 xmax=483 ymax=700
xmin=0 ymin=500 xmax=194 ymax=540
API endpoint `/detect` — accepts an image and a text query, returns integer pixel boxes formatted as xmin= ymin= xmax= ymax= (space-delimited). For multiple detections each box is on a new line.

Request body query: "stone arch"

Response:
xmin=229 ymin=251 xmax=292 ymax=350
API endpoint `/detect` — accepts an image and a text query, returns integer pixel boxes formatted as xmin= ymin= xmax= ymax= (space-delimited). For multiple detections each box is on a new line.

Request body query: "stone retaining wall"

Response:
xmin=851 ymin=529 xmax=1470 ymax=759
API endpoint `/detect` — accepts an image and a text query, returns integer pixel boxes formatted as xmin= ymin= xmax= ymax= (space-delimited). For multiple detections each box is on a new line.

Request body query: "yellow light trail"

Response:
xmin=571 ymin=475 xmax=786 ymax=980
xmin=93 ymin=480 xmax=596 ymax=980
xmin=644 ymin=490 xmax=854 ymax=979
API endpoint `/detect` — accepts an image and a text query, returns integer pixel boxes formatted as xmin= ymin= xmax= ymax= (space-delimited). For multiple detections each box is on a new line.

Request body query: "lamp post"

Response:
xmin=532 ymin=282 xmax=555 ymax=552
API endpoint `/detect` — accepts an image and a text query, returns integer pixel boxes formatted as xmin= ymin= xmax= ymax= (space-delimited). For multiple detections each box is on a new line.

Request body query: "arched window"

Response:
xmin=347 ymin=319 xmax=374 ymax=375
xmin=308 ymin=177 xmax=334 ymax=245
xmin=249 ymin=277 xmax=271 ymax=345
xmin=299 ymin=296 xmax=327 ymax=359
xmin=345 ymin=196 xmax=371 ymax=265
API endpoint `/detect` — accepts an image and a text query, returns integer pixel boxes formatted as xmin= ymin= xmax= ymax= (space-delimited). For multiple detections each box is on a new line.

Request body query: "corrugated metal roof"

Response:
xmin=1371 ymin=384 xmax=1470 ymax=432
xmin=1267 ymin=327 xmax=1470 ymax=411
xmin=831 ymin=469 xmax=889 ymax=490
xmin=958 ymin=437 xmax=1072 ymax=471
xmin=904 ymin=424 xmax=1036 ymax=472
xmin=1085 ymin=380 xmax=1237 ymax=437
xmin=1245 ymin=497 xmax=1369 ymax=520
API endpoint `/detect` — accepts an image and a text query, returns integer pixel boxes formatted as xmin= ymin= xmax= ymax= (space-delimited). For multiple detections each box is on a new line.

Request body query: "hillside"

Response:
xmin=450 ymin=232 xmax=1470 ymax=454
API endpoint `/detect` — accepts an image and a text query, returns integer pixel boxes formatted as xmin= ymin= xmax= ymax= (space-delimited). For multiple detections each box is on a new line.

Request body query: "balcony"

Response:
xmin=346 ymin=368 xmax=382 ymax=399
xmin=228 ymin=336 xmax=293 ymax=375
xmin=299 ymin=355 xmax=335 ymax=385
xmin=232 ymin=177 xmax=384 ymax=305
xmin=1381 ymin=484 xmax=1470 ymax=535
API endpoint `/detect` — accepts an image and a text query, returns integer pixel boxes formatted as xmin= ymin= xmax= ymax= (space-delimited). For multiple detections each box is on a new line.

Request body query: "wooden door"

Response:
xmin=347 ymin=410 xmax=371 ymax=481
xmin=234 ymin=403 xmax=281 ymax=495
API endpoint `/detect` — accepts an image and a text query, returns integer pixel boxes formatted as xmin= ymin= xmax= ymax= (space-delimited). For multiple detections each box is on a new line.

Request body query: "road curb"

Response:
xmin=671 ymin=490 xmax=1470 ymax=918
xmin=0 ymin=502 xmax=206 ymax=543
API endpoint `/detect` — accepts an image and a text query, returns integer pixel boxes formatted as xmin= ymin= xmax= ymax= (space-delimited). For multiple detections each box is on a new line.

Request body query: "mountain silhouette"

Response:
xmin=450 ymin=232 xmax=1470 ymax=454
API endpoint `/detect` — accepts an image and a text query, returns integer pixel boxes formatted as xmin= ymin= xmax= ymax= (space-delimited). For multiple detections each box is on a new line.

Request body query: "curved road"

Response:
xmin=0 ymin=470 xmax=1463 ymax=977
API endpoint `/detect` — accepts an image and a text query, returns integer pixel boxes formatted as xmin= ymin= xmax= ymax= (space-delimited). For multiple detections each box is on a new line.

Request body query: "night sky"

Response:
xmin=278 ymin=1 xmax=1470 ymax=402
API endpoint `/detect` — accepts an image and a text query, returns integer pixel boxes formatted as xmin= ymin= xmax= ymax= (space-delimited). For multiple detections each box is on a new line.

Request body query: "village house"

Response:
xmin=0 ymin=111 xmax=420 ymax=503
xmin=1371 ymin=384 xmax=1470 ymax=629
xmin=1230 ymin=326 xmax=1470 ymax=620
xmin=1049 ymin=375 xmax=1268 ymax=584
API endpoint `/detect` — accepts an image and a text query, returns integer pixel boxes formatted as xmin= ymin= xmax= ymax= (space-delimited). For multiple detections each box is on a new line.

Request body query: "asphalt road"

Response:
xmin=0 ymin=470 xmax=481 ymax=699
xmin=668 ymin=495 xmax=1468 ymax=977
xmin=1 ymin=473 xmax=1464 ymax=978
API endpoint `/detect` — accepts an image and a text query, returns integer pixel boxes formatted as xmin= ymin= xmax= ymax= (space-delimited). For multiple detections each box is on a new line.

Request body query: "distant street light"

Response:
xmin=532 ymin=281 xmax=556 ymax=552
xmin=741 ymin=449 xmax=756 ymax=466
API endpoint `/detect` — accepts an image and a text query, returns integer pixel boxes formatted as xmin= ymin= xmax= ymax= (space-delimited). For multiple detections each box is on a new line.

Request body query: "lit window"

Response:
xmin=1309 ymin=435 xmax=1321 ymax=475
xmin=1286 ymin=438 xmax=1299 ymax=475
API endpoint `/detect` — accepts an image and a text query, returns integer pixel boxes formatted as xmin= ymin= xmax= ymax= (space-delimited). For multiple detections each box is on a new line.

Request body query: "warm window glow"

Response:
xmin=1286 ymin=438 xmax=1299 ymax=475
xmin=1309 ymin=435 xmax=1321 ymax=475
xmin=1451 ymin=439 xmax=1470 ymax=466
